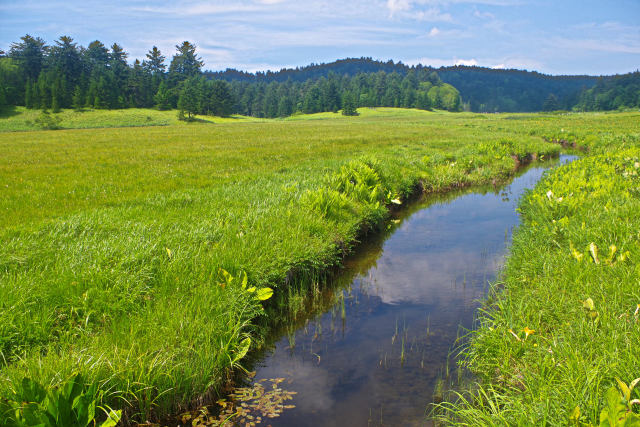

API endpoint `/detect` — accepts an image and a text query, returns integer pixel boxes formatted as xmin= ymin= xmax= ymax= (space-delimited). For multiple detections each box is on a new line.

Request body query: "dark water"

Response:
xmin=251 ymin=155 xmax=576 ymax=426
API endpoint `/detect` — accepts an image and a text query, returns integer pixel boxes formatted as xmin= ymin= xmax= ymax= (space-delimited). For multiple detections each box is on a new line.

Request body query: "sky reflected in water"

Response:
xmin=252 ymin=155 xmax=576 ymax=426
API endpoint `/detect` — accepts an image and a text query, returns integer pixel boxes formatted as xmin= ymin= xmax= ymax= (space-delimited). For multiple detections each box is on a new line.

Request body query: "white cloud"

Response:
xmin=554 ymin=38 xmax=640 ymax=55
xmin=404 ymin=56 xmax=544 ymax=71
xmin=428 ymin=27 xmax=440 ymax=36
xmin=414 ymin=8 xmax=453 ymax=21
xmin=404 ymin=56 xmax=475 ymax=67
xmin=490 ymin=57 xmax=543 ymax=71
xmin=128 ymin=2 xmax=262 ymax=16
xmin=473 ymin=9 xmax=494 ymax=19
xmin=454 ymin=58 xmax=478 ymax=66
xmin=387 ymin=0 xmax=412 ymax=15
xmin=386 ymin=0 xmax=453 ymax=21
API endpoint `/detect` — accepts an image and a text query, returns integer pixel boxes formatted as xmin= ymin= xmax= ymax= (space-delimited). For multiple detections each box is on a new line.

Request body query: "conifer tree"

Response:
xmin=341 ymin=91 xmax=358 ymax=116
xmin=154 ymin=81 xmax=171 ymax=110
xmin=143 ymin=46 xmax=166 ymax=75
xmin=177 ymin=77 xmax=199 ymax=120
xmin=51 ymin=81 xmax=60 ymax=113
xmin=169 ymin=41 xmax=203 ymax=84
xmin=25 ymin=78 xmax=33 ymax=108
xmin=72 ymin=85 xmax=84 ymax=111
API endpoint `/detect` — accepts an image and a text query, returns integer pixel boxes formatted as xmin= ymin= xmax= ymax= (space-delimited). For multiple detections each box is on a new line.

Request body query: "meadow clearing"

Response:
xmin=0 ymin=107 xmax=638 ymax=425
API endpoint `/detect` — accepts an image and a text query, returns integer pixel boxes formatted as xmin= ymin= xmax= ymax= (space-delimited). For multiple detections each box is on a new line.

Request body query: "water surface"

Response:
xmin=251 ymin=155 xmax=575 ymax=426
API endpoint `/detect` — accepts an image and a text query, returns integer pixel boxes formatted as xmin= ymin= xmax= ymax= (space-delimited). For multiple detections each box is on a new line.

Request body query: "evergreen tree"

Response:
xmin=49 ymin=36 xmax=82 ymax=99
xmin=543 ymin=93 xmax=560 ymax=111
xmin=0 ymin=57 xmax=23 ymax=106
xmin=72 ymin=85 xmax=84 ymax=111
xmin=25 ymin=78 xmax=33 ymax=108
xmin=9 ymin=34 xmax=47 ymax=80
xmin=154 ymin=81 xmax=171 ymax=110
xmin=169 ymin=41 xmax=203 ymax=83
xmin=341 ymin=91 xmax=358 ymax=116
xmin=29 ymin=79 xmax=40 ymax=109
xmin=84 ymin=40 xmax=109 ymax=72
xmin=277 ymin=96 xmax=293 ymax=117
xmin=177 ymin=77 xmax=199 ymax=120
xmin=209 ymin=80 xmax=234 ymax=116
xmin=323 ymin=76 xmax=341 ymax=112
xmin=109 ymin=43 xmax=129 ymax=108
xmin=143 ymin=46 xmax=166 ymax=75
xmin=0 ymin=85 xmax=5 ymax=111
xmin=51 ymin=78 xmax=61 ymax=112
xmin=303 ymin=85 xmax=322 ymax=113
xmin=37 ymin=73 xmax=50 ymax=109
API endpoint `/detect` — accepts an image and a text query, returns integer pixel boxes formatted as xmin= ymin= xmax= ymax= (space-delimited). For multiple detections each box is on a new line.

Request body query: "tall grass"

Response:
xmin=0 ymin=108 xmax=636 ymax=423
xmin=434 ymin=116 xmax=640 ymax=425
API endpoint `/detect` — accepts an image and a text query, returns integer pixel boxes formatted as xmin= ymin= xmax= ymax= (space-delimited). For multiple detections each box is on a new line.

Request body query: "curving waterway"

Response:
xmin=248 ymin=155 xmax=576 ymax=426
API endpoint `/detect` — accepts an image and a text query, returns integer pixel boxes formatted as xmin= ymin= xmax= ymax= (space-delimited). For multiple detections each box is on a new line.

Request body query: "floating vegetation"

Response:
xmin=179 ymin=378 xmax=296 ymax=426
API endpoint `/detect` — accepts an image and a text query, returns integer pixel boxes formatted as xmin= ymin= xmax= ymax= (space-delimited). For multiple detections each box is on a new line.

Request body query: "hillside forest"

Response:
xmin=1 ymin=35 xmax=638 ymax=118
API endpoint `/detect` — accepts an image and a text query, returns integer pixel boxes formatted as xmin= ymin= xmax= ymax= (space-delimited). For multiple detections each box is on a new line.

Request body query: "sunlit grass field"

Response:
xmin=0 ymin=108 xmax=638 ymax=424
xmin=0 ymin=106 xmax=265 ymax=132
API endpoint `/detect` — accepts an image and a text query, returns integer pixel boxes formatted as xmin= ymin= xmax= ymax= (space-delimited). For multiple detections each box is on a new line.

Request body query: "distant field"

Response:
xmin=0 ymin=106 xmax=265 ymax=132
xmin=0 ymin=108 xmax=638 ymax=424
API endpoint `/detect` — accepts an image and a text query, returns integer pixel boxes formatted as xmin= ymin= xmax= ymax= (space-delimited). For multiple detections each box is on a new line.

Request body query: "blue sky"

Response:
xmin=1 ymin=0 xmax=638 ymax=75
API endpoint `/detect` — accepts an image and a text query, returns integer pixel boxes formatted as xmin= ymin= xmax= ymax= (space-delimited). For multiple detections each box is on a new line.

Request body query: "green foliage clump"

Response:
xmin=33 ymin=111 xmax=63 ymax=130
xmin=0 ymin=374 xmax=121 ymax=427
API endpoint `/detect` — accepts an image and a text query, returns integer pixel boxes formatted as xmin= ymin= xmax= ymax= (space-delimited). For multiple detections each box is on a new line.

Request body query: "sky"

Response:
xmin=1 ymin=0 xmax=639 ymax=76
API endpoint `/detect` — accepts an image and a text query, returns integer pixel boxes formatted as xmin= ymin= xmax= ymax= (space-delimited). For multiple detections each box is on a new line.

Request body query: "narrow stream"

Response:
xmin=249 ymin=155 xmax=576 ymax=426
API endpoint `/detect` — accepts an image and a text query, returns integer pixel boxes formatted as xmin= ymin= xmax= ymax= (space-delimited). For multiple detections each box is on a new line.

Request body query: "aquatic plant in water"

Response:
xmin=179 ymin=377 xmax=296 ymax=426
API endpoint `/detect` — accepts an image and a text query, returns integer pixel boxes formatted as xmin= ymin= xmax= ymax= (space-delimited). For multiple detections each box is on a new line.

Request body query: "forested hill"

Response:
xmin=573 ymin=71 xmax=640 ymax=111
xmin=436 ymin=67 xmax=597 ymax=112
xmin=2 ymin=37 xmax=637 ymax=116
xmin=0 ymin=36 xmax=463 ymax=118
xmin=206 ymin=57 xmax=601 ymax=112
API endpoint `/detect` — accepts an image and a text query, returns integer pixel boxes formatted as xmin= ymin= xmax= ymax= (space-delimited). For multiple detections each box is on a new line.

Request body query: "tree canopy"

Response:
xmin=2 ymin=36 xmax=631 ymax=116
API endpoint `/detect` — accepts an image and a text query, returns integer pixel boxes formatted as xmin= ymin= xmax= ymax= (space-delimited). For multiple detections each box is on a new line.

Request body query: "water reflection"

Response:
xmin=252 ymin=155 xmax=576 ymax=426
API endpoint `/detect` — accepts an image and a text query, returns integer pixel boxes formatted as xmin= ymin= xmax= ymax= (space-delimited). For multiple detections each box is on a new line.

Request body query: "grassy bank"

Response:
xmin=0 ymin=108 xmax=636 ymax=424
xmin=436 ymin=116 xmax=640 ymax=425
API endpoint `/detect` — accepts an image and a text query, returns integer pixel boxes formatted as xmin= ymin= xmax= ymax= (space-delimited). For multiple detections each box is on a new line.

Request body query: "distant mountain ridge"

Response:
xmin=205 ymin=57 xmax=603 ymax=112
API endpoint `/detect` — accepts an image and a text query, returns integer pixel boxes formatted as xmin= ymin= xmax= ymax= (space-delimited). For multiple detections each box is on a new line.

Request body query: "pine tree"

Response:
xmin=51 ymin=87 xmax=60 ymax=113
xmin=543 ymin=93 xmax=559 ymax=111
xmin=154 ymin=81 xmax=171 ymax=110
xmin=169 ymin=41 xmax=203 ymax=84
xmin=9 ymin=34 xmax=47 ymax=80
xmin=341 ymin=91 xmax=358 ymax=116
xmin=143 ymin=46 xmax=166 ymax=75
xmin=177 ymin=77 xmax=199 ymax=120
xmin=25 ymin=78 xmax=33 ymax=108
xmin=72 ymin=85 xmax=84 ymax=111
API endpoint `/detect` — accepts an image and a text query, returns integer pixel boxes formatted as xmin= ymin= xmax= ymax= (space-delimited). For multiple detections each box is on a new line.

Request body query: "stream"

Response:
xmin=248 ymin=155 xmax=576 ymax=426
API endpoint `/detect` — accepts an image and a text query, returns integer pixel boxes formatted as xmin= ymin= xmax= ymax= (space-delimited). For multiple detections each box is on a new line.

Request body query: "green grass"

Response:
xmin=434 ymin=115 xmax=640 ymax=425
xmin=0 ymin=106 xmax=264 ymax=132
xmin=0 ymin=107 xmax=638 ymax=424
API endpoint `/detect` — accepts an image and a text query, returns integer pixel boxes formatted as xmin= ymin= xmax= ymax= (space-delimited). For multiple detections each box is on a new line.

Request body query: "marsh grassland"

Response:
xmin=0 ymin=108 xmax=638 ymax=425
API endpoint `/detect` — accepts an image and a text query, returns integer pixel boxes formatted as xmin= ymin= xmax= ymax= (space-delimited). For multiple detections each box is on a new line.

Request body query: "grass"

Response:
xmin=0 ymin=107 xmax=638 ymax=424
xmin=434 ymin=115 xmax=640 ymax=425
xmin=0 ymin=106 xmax=264 ymax=132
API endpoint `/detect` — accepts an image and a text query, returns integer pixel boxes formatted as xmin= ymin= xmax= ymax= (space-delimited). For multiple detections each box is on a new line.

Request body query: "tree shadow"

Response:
xmin=0 ymin=105 xmax=21 ymax=119
xmin=183 ymin=116 xmax=215 ymax=124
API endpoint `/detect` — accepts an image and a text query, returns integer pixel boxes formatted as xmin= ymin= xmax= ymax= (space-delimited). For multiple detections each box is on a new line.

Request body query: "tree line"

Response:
xmin=0 ymin=35 xmax=463 ymax=118
xmin=210 ymin=57 xmax=629 ymax=113
xmin=0 ymin=35 xmax=213 ymax=115
xmin=229 ymin=69 xmax=461 ymax=118
xmin=573 ymin=71 xmax=640 ymax=111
